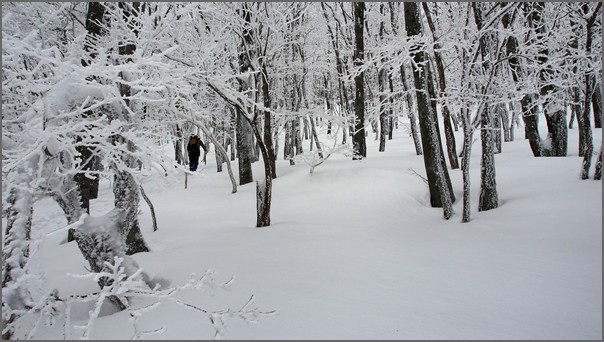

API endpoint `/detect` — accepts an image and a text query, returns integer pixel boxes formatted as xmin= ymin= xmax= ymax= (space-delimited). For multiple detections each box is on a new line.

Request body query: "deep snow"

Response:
xmin=14 ymin=119 xmax=603 ymax=340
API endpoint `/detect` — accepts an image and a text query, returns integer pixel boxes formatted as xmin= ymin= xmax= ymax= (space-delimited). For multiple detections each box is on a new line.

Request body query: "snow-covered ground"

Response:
xmin=22 ymin=119 xmax=603 ymax=340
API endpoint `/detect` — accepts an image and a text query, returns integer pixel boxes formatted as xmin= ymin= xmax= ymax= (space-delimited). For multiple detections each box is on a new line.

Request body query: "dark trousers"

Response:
xmin=189 ymin=152 xmax=200 ymax=171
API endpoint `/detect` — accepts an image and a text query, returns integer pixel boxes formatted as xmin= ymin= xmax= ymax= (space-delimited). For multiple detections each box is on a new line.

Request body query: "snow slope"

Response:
xmin=22 ymin=121 xmax=603 ymax=340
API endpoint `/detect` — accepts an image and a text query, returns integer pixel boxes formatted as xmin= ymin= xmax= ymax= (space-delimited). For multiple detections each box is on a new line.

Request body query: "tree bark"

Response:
xmin=400 ymin=65 xmax=423 ymax=155
xmin=592 ymin=82 xmax=602 ymax=128
xmin=474 ymin=2 xmax=499 ymax=212
xmin=73 ymin=1 xmax=106 ymax=222
xmin=405 ymin=2 xmax=454 ymax=217
xmin=501 ymin=4 xmax=543 ymax=157
xmin=352 ymin=2 xmax=367 ymax=159
xmin=421 ymin=2 xmax=459 ymax=169
xmin=235 ymin=3 xmax=256 ymax=185
xmin=378 ymin=3 xmax=388 ymax=152
xmin=578 ymin=3 xmax=600 ymax=178
xmin=530 ymin=2 xmax=567 ymax=157
xmin=261 ymin=64 xmax=277 ymax=179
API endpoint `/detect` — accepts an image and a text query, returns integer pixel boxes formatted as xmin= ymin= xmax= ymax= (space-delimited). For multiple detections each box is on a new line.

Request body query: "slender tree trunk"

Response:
xmin=578 ymin=3 xmax=600 ymax=178
xmin=594 ymin=147 xmax=602 ymax=180
xmin=460 ymin=108 xmax=473 ymax=223
xmin=378 ymin=3 xmax=388 ymax=152
xmin=261 ymin=64 xmax=277 ymax=179
xmin=405 ymin=2 xmax=454 ymax=217
xmin=592 ymin=82 xmax=602 ymax=128
xmin=401 ymin=65 xmax=423 ymax=155
xmin=309 ymin=114 xmax=324 ymax=159
xmin=474 ymin=2 xmax=498 ymax=212
xmin=422 ymin=2 xmax=459 ymax=169
xmin=530 ymin=2 xmax=567 ymax=157
xmin=501 ymin=4 xmax=543 ymax=157
xmin=236 ymin=4 xmax=256 ymax=185
xmin=207 ymin=80 xmax=273 ymax=227
xmin=174 ymin=124 xmax=184 ymax=165
xmin=193 ymin=120 xmax=238 ymax=194
xmin=352 ymin=2 xmax=367 ymax=159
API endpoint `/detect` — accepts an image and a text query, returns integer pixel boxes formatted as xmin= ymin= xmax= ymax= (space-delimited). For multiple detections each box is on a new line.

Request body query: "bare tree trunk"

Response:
xmin=140 ymin=185 xmax=158 ymax=232
xmin=73 ymin=1 xmax=106 ymax=221
xmin=174 ymin=124 xmax=184 ymax=165
xmin=593 ymin=82 xmax=602 ymax=128
xmin=474 ymin=2 xmax=498 ymax=212
xmin=405 ymin=2 xmax=454 ymax=217
xmin=578 ymin=3 xmax=600 ymax=178
xmin=501 ymin=4 xmax=543 ymax=157
xmin=378 ymin=3 xmax=388 ymax=152
xmin=352 ymin=2 xmax=367 ymax=159
xmin=400 ymin=65 xmax=423 ymax=155
xmin=309 ymin=114 xmax=324 ymax=159
xmin=530 ymin=2 xmax=567 ymax=157
xmin=261 ymin=64 xmax=277 ymax=179
xmin=193 ymin=120 xmax=238 ymax=193
xmin=236 ymin=3 xmax=256 ymax=186
xmin=112 ymin=2 xmax=149 ymax=255
xmin=594 ymin=147 xmax=602 ymax=180
xmin=460 ymin=108 xmax=473 ymax=223
xmin=422 ymin=2 xmax=459 ymax=169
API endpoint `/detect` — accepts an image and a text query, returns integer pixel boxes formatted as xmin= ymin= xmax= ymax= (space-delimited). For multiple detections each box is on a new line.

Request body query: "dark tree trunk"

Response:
xmin=592 ymin=82 xmax=602 ymax=128
xmin=378 ymin=3 xmax=388 ymax=152
xmin=261 ymin=64 xmax=277 ymax=179
xmin=422 ymin=2 xmax=459 ymax=169
xmin=235 ymin=4 xmax=256 ymax=185
xmin=530 ymin=2 xmax=567 ymax=157
xmin=73 ymin=1 xmax=106 ymax=221
xmin=474 ymin=2 xmax=498 ymax=212
xmin=112 ymin=2 xmax=149 ymax=255
xmin=493 ymin=108 xmax=502 ymax=154
xmin=501 ymin=4 xmax=543 ymax=157
xmin=388 ymin=76 xmax=395 ymax=140
xmin=236 ymin=111 xmax=255 ymax=185
xmin=309 ymin=115 xmax=324 ymax=159
xmin=352 ymin=2 xmax=367 ymax=159
xmin=460 ymin=107 xmax=473 ymax=223
xmin=594 ymin=147 xmax=602 ymax=180
xmin=321 ymin=3 xmax=351 ymax=146
xmin=400 ymin=65 xmax=422 ymax=155
xmin=405 ymin=2 xmax=454 ymax=217
xmin=578 ymin=3 xmax=600 ymax=178
xmin=174 ymin=124 xmax=184 ymax=165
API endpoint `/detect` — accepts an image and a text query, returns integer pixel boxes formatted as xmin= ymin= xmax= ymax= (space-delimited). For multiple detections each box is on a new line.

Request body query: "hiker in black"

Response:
xmin=187 ymin=134 xmax=207 ymax=171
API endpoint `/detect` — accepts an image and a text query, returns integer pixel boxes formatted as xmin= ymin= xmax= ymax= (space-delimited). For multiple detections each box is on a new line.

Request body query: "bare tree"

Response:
xmin=404 ymin=2 xmax=454 ymax=218
xmin=352 ymin=1 xmax=367 ymax=159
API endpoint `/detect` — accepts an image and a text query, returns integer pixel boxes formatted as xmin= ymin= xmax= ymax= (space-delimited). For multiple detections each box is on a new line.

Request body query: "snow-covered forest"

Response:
xmin=2 ymin=2 xmax=602 ymax=340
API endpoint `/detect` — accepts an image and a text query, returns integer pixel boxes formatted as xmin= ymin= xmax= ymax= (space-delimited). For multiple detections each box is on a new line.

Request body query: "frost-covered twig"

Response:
xmin=61 ymin=259 xmax=274 ymax=340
